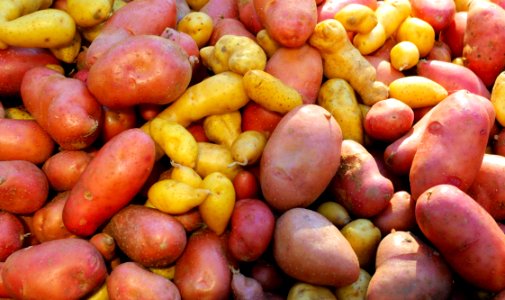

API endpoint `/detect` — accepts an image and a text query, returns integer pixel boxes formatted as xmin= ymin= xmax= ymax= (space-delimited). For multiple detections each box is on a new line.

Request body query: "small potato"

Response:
xmin=209 ymin=18 xmax=256 ymax=46
xmin=89 ymin=232 xmax=116 ymax=261
xmin=177 ymin=11 xmax=213 ymax=48
xmin=341 ymin=219 xmax=382 ymax=268
xmin=389 ymin=41 xmax=419 ymax=71
xmin=316 ymin=201 xmax=351 ymax=228
xmin=256 ymin=29 xmax=280 ymax=58
xmin=365 ymin=55 xmax=405 ymax=86
xmin=334 ymin=4 xmax=378 ymax=34
xmin=199 ymin=172 xmax=236 ymax=235
xmin=203 ymin=111 xmax=242 ymax=149
xmin=147 ymin=179 xmax=210 ymax=215
xmin=42 ymin=150 xmax=93 ymax=192
xmin=32 ymin=192 xmax=75 ymax=243
xmin=364 ymin=98 xmax=414 ymax=142
xmin=195 ymin=142 xmax=242 ymax=180
xmin=335 ymin=269 xmax=371 ymax=300
xmin=241 ymin=101 xmax=283 ymax=138
xmin=100 ymin=106 xmax=138 ymax=143
xmin=410 ymin=0 xmax=456 ymax=32
xmin=352 ymin=23 xmax=387 ymax=55
xmin=396 ymin=17 xmax=435 ymax=57
xmin=389 ymin=76 xmax=448 ymax=108
xmin=287 ymin=282 xmax=336 ymax=300
xmin=170 ymin=163 xmax=203 ymax=188
xmin=232 ymin=169 xmax=260 ymax=200
xmin=0 ymin=211 xmax=24 ymax=262
xmin=230 ymin=130 xmax=267 ymax=166
xmin=372 ymin=191 xmax=416 ymax=236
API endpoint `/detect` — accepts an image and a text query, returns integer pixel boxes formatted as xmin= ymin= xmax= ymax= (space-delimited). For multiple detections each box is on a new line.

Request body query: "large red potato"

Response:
xmin=0 ymin=212 xmax=24 ymax=262
xmin=409 ymin=0 xmax=456 ymax=32
xmin=0 ymin=160 xmax=48 ymax=214
xmin=260 ymin=104 xmax=342 ymax=211
xmin=416 ymin=184 xmax=505 ymax=292
xmin=63 ymin=129 xmax=156 ymax=236
xmin=2 ymin=238 xmax=107 ymax=300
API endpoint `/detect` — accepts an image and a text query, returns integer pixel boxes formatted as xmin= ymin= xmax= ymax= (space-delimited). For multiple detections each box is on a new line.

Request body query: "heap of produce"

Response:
xmin=2 ymin=0 xmax=505 ymax=299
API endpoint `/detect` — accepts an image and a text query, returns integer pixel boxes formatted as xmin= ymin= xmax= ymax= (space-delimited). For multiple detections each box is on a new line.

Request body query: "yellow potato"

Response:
xmin=396 ymin=17 xmax=435 ymax=57
xmin=455 ymin=0 xmax=471 ymax=11
xmin=200 ymin=35 xmax=267 ymax=75
xmin=186 ymin=0 xmax=209 ymax=11
xmin=256 ymin=29 xmax=280 ymax=58
xmin=67 ymin=0 xmax=113 ymax=28
xmin=5 ymin=106 xmax=33 ymax=120
xmin=287 ymin=282 xmax=337 ymax=300
xmin=317 ymin=78 xmax=363 ymax=144
xmin=177 ymin=11 xmax=213 ymax=48
xmin=352 ymin=23 xmax=386 ymax=55
xmin=229 ymin=130 xmax=267 ymax=166
xmin=85 ymin=282 xmax=109 ymax=300
xmin=491 ymin=71 xmax=505 ymax=127
xmin=390 ymin=40 xmax=420 ymax=71
xmin=199 ymin=172 xmax=235 ymax=235
xmin=316 ymin=201 xmax=351 ymax=228
xmin=170 ymin=163 xmax=203 ymax=188
xmin=341 ymin=219 xmax=382 ymax=268
xmin=389 ymin=76 xmax=448 ymax=108
xmin=81 ymin=22 xmax=104 ymax=43
xmin=335 ymin=269 xmax=372 ymax=300
xmin=0 ymin=9 xmax=76 ymax=48
xmin=243 ymin=69 xmax=303 ymax=114
xmin=195 ymin=142 xmax=242 ymax=180
xmin=149 ymin=266 xmax=175 ymax=280
xmin=50 ymin=31 xmax=82 ymax=63
xmin=334 ymin=4 xmax=378 ymax=34
xmin=203 ymin=111 xmax=242 ymax=149
xmin=149 ymin=117 xmax=198 ymax=168
xmin=147 ymin=179 xmax=210 ymax=215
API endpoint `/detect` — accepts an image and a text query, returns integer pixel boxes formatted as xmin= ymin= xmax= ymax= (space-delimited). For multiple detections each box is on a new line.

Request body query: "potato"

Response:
xmin=388 ymin=75 xmax=448 ymax=109
xmin=104 ymin=205 xmax=187 ymax=267
xmin=147 ymin=179 xmax=209 ymax=215
xmin=0 ymin=160 xmax=48 ymax=214
xmin=2 ymin=238 xmax=107 ymax=300
xmin=396 ymin=17 xmax=435 ymax=57
xmin=195 ymin=142 xmax=242 ymax=180
xmin=0 ymin=211 xmax=24 ymax=262
xmin=42 ymin=150 xmax=93 ymax=192
xmin=0 ymin=118 xmax=55 ymax=164
xmin=335 ymin=269 xmax=371 ymax=300
xmin=255 ymin=29 xmax=280 ymax=58
xmin=317 ymin=0 xmax=378 ymax=22
xmin=416 ymin=184 xmax=505 ymax=292
xmin=341 ymin=219 xmax=382 ymax=268
xmin=203 ymin=111 xmax=242 ymax=149
xmin=230 ymin=130 xmax=267 ymax=166
xmin=364 ymin=55 xmax=405 ymax=86
xmin=107 ymin=262 xmax=181 ymax=300
xmin=63 ymin=129 xmax=156 ymax=236
xmin=199 ymin=172 xmax=236 ymax=235
xmin=231 ymin=272 xmax=265 ymax=300
xmin=21 ymin=67 xmax=102 ymax=150
xmin=334 ymin=4 xmax=377 ymax=34
xmin=260 ymin=104 xmax=342 ymax=211
xmin=372 ymin=191 xmax=416 ymax=236
xmin=100 ymin=106 xmax=137 ymax=143
xmin=426 ymin=40 xmax=452 ymax=62
xmin=67 ymin=0 xmax=113 ymax=28
xmin=329 ymin=140 xmax=394 ymax=218
xmin=251 ymin=260 xmax=286 ymax=293
xmin=273 ymin=208 xmax=360 ymax=287
xmin=492 ymin=71 xmax=505 ymax=127
xmin=410 ymin=0 xmax=456 ymax=32
xmin=316 ymin=201 xmax=351 ymax=228
xmin=89 ymin=232 xmax=116 ymax=261
xmin=32 ymin=192 xmax=75 ymax=243
xmin=209 ymin=18 xmax=256 ymax=46
xmin=409 ymin=90 xmax=493 ymax=199
xmin=174 ymin=229 xmax=231 ymax=299
xmin=254 ymin=0 xmax=317 ymax=48
xmin=232 ymin=169 xmax=260 ymax=200
xmin=241 ymin=101 xmax=283 ymax=138
xmin=177 ymin=11 xmax=213 ymax=48
xmin=364 ymin=98 xmax=414 ymax=142
xmin=389 ymin=41 xmax=419 ymax=71
xmin=200 ymin=0 xmax=239 ymax=24
xmin=287 ymin=282 xmax=336 ymax=300
xmin=439 ymin=11 xmax=467 ymax=57
xmin=366 ymin=231 xmax=453 ymax=299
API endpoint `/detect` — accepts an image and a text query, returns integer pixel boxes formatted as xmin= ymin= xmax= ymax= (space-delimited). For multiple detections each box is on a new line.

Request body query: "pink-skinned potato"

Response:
xmin=209 ymin=18 xmax=256 ymax=46
xmin=365 ymin=55 xmax=405 ymax=86
xmin=364 ymin=98 xmax=414 ymax=142
xmin=439 ymin=11 xmax=467 ymax=58
xmin=231 ymin=272 xmax=265 ymax=300
xmin=0 ymin=211 xmax=24 ymax=262
xmin=238 ymin=0 xmax=263 ymax=34
xmin=1 ymin=238 xmax=107 ymax=300
xmin=32 ymin=192 xmax=75 ymax=243
xmin=260 ymin=104 xmax=342 ymax=211
xmin=42 ymin=150 xmax=94 ymax=192
xmin=426 ymin=40 xmax=452 ymax=62
xmin=317 ymin=0 xmax=378 ymax=22
xmin=200 ymin=0 xmax=239 ymax=24
xmin=410 ymin=0 xmax=456 ymax=32
xmin=87 ymin=35 xmax=192 ymax=108
xmin=372 ymin=191 xmax=416 ymax=236
xmin=416 ymin=184 xmax=505 ymax=292
xmin=273 ymin=208 xmax=360 ymax=287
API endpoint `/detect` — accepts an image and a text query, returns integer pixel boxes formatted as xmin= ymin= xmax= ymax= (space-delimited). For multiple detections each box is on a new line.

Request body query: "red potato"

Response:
xmin=439 ymin=11 xmax=467 ymax=58
xmin=87 ymin=35 xmax=192 ymax=108
xmin=0 ymin=47 xmax=59 ymax=96
xmin=250 ymin=260 xmax=286 ymax=293
xmin=254 ymin=0 xmax=318 ymax=48
xmin=416 ymin=59 xmax=490 ymax=98
xmin=463 ymin=1 xmax=505 ymax=87
xmin=0 ymin=263 xmax=8 ymax=298
xmin=366 ymin=231 xmax=453 ymax=300
xmin=426 ymin=40 xmax=452 ymax=62
xmin=160 ymin=27 xmax=200 ymax=63
xmin=62 ymin=129 xmax=156 ymax=236
xmin=0 ymin=212 xmax=24 ymax=262
xmin=174 ymin=229 xmax=232 ymax=299
xmin=494 ymin=127 xmax=505 ymax=156
xmin=200 ymin=0 xmax=239 ymax=23
xmin=409 ymin=90 xmax=493 ymax=200
xmin=0 ymin=160 xmax=48 ymax=214
xmin=0 ymin=118 xmax=55 ymax=164
xmin=416 ymin=184 xmax=505 ymax=292
xmin=172 ymin=208 xmax=204 ymax=232
xmin=2 ymin=238 xmax=107 ymax=300
xmin=317 ymin=0 xmax=378 ymax=22
xmin=101 ymin=106 xmax=138 ymax=143
xmin=370 ymin=37 xmax=397 ymax=61
xmin=21 ymin=67 xmax=102 ymax=150
xmin=372 ymin=191 xmax=416 ymax=236
xmin=238 ymin=0 xmax=263 ymax=34
xmin=410 ymin=0 xmax=456 ymax=32
xmin=209 ymin=18 xmax=256 ymax=46
xmin=107 ymin=262 xmax=181 ymax=300
xmin=228 ymin=199 xmax=275 ymax=262
xmin=137 ymin=103 xmax=164 ymax=122
xmin=364 ymin=98 xmax=415 ymax=142
xmin=42 ymin=150 xmax=94 ymax=192
xmin=32 ymin=192 xmax=74 ymax=243
xmin=89 ymin=232 xmax=116 ymax=261
xmin=232 ymin=169 xmax=260 ymax=200
xmin=104 ymin=205 xmax=187 ymax=267
xmin=365 ymin=55 xmax=405 ymax=86
xmin=329 ymin=140 xmax=394 ymax=218
xmin=72 ymin=69 xmax=89 ymax=83
xmin=241 ymin=101 xmax=283 ymax=138
xmin=186 ymin=121 xmax=210 ymax=142
xmin=265 ymin=45 xmax=323 ymax=104
xmin=370 ymin=148 xmax=409 ymax=192
xmin=231 ymin=272 xmax=265 ymax=300
xmin=260 ymin=104 xmax=342 ymax=211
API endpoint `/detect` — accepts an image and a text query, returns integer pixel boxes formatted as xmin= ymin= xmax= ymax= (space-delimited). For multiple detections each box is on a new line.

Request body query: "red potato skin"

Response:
xmin=467 ymin=154 xmax=505 ymax=221
xmin=89 ymin=232 xmax=116 ymax=261
xmin=160 ymin=27 xmax=200 ymax=63
xmin=174 ymin=229 xmax=232 ymax=300
xmin=42 ymin=150 xmax=94 ymax=192
xmin=200 ymin=0 xmax=239 ymax=24
xmin=172 ymin=208 xmax=204 ymax=232
xmin=254 ymin=0 xmax=318 ymax=48
xmin=209 ymin=18 xmax=256 ymax=46
xmin=0 ymin=47 xmax=59 ymax=96
xmin=364 ymin=98 xmax=414 ymax=142
xmin=103 ymin=205 xmax=187 ymax=267
xmin=0 ymin=212 xmax=24 ymax=262
xmin=232 ymin=169 xmax=260 ymax=200
xmin=426 ymin=40 xmax=452 ymax=62
xmin=251 ymin=261 xmax=286 ymax=293
xmin=21 ymin=67 xmax=102 ymax=150
xmin=329 ymin=140 xmax=394 ymax=218
xmin=463 ymin=1 xmax=505 ymax=87
xmin=317 ymin=0 xmax=378 ymax=22
xmin=87 ymin=35 xmax=192 ymax=108
xmin=107 ymin=262 xmax=181 ymax=300
xmin=0 ymin=160 xmax=49 ymax=215
xmin=0 ymin=263 xmax=9 ymax=298
xmin=409 ymin=0 xmax=456 ymax=32
xmin=0 ymin=118 xmax=55 ymax=164
xmin=260 ymin=104 xmax=342 ymax=211
xmin=101 ymin=106 xmax=138 ymax=143
xmin=416 ymin=59 xmax=490 ymax=98
xmin=32 ymin=192 xmax=75 ymax=243
xmin=409 ymin=90 xmax=493 ymax=200
xmin=494 ymin=127 xmax=505 ymax=156
xmin=365 ymin=55 xmax=405 ymax=86
xmin=416 ymin=184 xmax=505 ymax=292
xmin=372 ymin=191 xmax=416 ymax=236
xmin=238 ymin=0 xmax=264 ymax=34
xmin=241 ymin=101 xmax=283 ymax=138
xmin=62 ymin=129 xmax=156 ymax=236
xmin=2 ymin=238 xmax=107 ymax=300
xmin=187 ymin=121 xmax=210 ymax=142
xmin=439 ymin=11 xmax=467 ymax=58
xmin=265 ymin=45 xmax=323 ymax=104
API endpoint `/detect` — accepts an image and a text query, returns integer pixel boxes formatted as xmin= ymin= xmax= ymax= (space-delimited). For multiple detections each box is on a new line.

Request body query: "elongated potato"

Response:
xmin=67 ymin=0 xmax=113 ymax=28
xmin=199 ymin=172 xmax=236 ymax=235
xmin=147 ymin=179 xmax=209 ymax=215
xmin=388 ymin=76 xmax=448 ymax=109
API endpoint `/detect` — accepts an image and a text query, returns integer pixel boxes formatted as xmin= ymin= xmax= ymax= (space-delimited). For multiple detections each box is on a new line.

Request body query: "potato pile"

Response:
xmin=2 ymin=0 xmax=505 ymax=299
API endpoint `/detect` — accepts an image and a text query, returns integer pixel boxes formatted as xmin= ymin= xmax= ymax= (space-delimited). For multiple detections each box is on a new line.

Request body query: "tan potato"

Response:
xmin=341 ymin=219 xmax=382 ymax=268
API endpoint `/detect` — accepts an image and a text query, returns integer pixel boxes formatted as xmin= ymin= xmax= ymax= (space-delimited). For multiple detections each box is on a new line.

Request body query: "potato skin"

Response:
xmin=0 ymin=160 xmax=49 ymax=214
xmin=32 ymin=192 xmax=74 ymax=243
xmin=42 ymin=150 xmax=93 ymax=192
xmin=274 ymin=208 xmax=360 ymax=287
xmin=2 ymin=238 xmax=107 ymax=300
xmin=260 ymin=104 xmax=342 ymax=211
xmin=416 ymin=184 xmax=505 ymax=292
xmin=0 ymin=212 xmax=24 ymax=262
xmin=366 ymin=231 xmax=453 ymax=300
xmin=63 ymin=128 xmax=156 ymax=236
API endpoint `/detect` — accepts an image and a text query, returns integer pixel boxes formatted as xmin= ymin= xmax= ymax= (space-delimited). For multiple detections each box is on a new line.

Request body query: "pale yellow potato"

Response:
xmin=149 ymin=266 xmax=175 ymax=280
xmin=177 ymin=11 xmax=213 ymax=48
xmin=491 ymin=71 xmax=505 ymax=127
xmin=243 ymin=69 xmax=303 ymax=114
xmin=85 ymin=282 xmax=109 ymax=300
xmin=199 ymin=172 xmax=235 ymax=235
xmin=389 ymin=76 xmax=448 ymax=108
xmin=203 ymin=111 xmax=242 ymax=149
xmin=341 ymin=219 xmax=382 ymax=268
xmin=81 ymin=22 xmax=104 ymax=42
xmin=170 ymin=163 xmax=203 ymax=188
xmin=256 ymin=29 xmax=280 ymax=58
xmin=287 ymin=282 xmax=337 ymax=300
xmin=390 ymin=40 xmax=420 ymax=71
xmin=335 ymin=269 xmax=372 ymax=300
xmin=316 ymin=201 xmax=351 ymax=228
xmin=50 ymin=31 xmax=82 ymax=63
xmin=334 ymin=4 xmax=377 ymax=34
xmin=317 ymin=78 xmax=363 ymax=144
xmin=195 ymin=142 xmax=242 ymax=180
xmin=352 ymin=23 xmax=386 ymax=55
xmin=396 ymin=17 xmax=435 ymax=57
xmin=0 ymin=9 xmax=76 ymax=48
xmin=147 ymin=179 xmax=210 ymax=215
xmin=230 ymin=130 xmax=267 ymax=166
xmin=67 ymin=0 xmax=113 ymax=28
